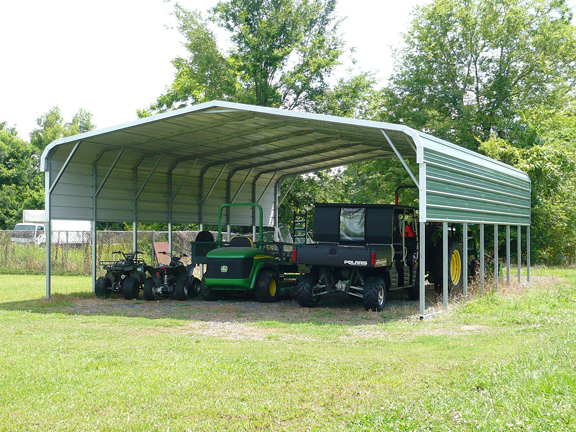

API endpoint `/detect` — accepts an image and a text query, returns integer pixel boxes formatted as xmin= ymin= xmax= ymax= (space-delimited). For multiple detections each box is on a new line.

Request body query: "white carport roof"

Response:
xmin=41 ymin=100 xmax=531 ymax=227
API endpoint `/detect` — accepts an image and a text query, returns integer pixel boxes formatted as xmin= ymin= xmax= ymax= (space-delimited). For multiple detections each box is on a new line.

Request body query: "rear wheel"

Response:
xmin=123 ymin=277 xmax=140 ymax=300
xmin=201 ymin=277 xmax=219 ymax=301
xmin=188 ymin=277 xmax=202 ymax=298
xmin=434 ymin=241 xmax=464 ymax=294
xmin=408 ymin=266 xmax=419 ymax=301
xmin=95 ymin=277 xmax=112 ymax=299
xmin=296 ymin=273 xmax=320 ymax=308
xmin=143 ymin=277 xmax=156 ymax=301
xmin=174 ymin=279 xmax=188 ymax=301
xmin=363 ymin=276 xmax=386 ymax=311
xmin=254 ymin=270 xmax=279 ymax=303
xmin=449 ymin=242 xmax=463 ymax=290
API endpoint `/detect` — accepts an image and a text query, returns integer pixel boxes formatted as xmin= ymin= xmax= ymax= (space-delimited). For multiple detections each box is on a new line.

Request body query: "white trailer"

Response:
xmin=11 ymin=210 xmax=92 ymax=245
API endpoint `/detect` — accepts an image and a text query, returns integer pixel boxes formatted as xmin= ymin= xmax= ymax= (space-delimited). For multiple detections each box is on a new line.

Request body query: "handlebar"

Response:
xmin=159 ymin=251 xmax=188 ymax=259
xmin=112 ymin=250 xmax=143 ymax=259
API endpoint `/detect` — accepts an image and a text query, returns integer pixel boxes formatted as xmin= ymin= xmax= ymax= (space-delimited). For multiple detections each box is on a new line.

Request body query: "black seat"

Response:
xmin=229 ymin=236 xmax=254 ymax=247
xmin=194 ymin=230 xmax=216 ymax=257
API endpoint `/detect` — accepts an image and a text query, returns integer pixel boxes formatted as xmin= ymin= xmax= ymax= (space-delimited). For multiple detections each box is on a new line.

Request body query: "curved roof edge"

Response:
xmin=40 ymin=100 xmax=530 ymax=184
xmin=40 ymin=100 xmax=416 ymax=171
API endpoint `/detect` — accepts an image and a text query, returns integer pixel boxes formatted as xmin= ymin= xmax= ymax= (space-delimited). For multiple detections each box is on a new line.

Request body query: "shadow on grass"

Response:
xmin=0 ymin=286 xmax=444 ymax=327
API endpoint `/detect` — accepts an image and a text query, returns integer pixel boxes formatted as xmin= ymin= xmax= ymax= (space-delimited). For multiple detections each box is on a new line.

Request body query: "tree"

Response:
xmin=141 ymin=0 xmax=350 ymax=114
xmin=480 ymin=135 xmax=576 ymax=263
xmin=0 ymin=124 xmax=44 ymax=229
xmin=30 ymin=106 xmax=95 ymax=151
xmin=383 ymin=0 xmax=576 ymax=150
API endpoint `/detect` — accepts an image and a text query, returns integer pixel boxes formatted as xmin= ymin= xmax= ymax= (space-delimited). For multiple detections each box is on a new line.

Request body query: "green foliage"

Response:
xmin=30 ymin=106 xmax=95 ymax=151
xmin=0 ymin=124 xmax=44 ymax=229
xmin=384 ymin=0 xmax=576 ymax=150
xmin=480 ymin=137 xmax=576 ymax=263
xmin=142 ymin=0 xmax=358 ymax=113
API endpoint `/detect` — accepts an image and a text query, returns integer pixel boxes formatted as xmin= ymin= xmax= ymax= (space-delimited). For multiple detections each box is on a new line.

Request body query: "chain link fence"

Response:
xmin=0 ymin=230 xmax=213 ymax=276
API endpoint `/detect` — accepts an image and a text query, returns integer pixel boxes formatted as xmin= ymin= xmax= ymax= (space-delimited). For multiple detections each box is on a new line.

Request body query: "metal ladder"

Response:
xmin=292 ymin=210 xmax=308 ymax=244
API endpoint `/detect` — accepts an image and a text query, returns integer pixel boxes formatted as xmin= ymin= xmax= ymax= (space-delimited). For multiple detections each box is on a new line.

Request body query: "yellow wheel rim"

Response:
xmin=450 ymin=249 xmax=462 ymax=285
xmin=269 ymin=279 xmax=277 ymax=297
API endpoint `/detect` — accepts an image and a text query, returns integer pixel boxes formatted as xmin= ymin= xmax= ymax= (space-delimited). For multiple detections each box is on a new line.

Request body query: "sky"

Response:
xmin=2 ymin=0 xmax=574 ymax=141
xmin=0 ymin=0 xmax=430 ymax=140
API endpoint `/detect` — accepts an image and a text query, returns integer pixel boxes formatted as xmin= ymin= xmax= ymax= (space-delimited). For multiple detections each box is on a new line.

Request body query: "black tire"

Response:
xmin=95 ymin=276 xmax=112 ymax=299
xmin=201 ymin=277 xmax=219 ymax=301
xmin=363 ymin=276 xmax=386 ymax=311
xmin=254 ymin=270 xmax=280 ymax=303
xmin=188 ymin=277 xmax=202 ymax=298
xmin=434 ymin=241 xmax=464 ymax=293
xmin=448 ymin=241 xmax=464 ymax=291
xmin=143 ymin=277 xmax=156 ymax=301
xmin=296 ymin=273 xmax=320 ymax=308
xmin=408 ymin=266 xmax=419 ymax=301
xmin=174 ymin=279 xmax=188 ymax=301
xmin=123 ymin=277 xmax=140 ymax=300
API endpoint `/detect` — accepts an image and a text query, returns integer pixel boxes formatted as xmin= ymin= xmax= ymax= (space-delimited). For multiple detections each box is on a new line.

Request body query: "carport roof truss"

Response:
xmin=41 ymin=100 xmax=531 ymax=227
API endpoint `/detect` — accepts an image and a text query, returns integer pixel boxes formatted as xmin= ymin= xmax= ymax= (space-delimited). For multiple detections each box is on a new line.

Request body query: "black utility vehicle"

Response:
xmin=95 ymin=251 xmax=147 ymax=300
xmin=143 ymin=252 xmax=191 ymax=301
xmin=294 ymin=203 xmax=465 ymax=311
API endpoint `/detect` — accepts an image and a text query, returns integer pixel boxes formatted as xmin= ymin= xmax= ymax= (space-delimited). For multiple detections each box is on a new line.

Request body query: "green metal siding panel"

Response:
xmin=422 ymin=146 xmax=531 ymax=225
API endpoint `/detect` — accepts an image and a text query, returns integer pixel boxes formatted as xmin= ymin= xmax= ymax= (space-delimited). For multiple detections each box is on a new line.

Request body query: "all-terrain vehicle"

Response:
xmin=143 ymin=252 xmax=191 ymax=301
xmin=95 ymin=250 xmax=147 ymax=299
xmin=293 ymin=202 xmax=466 ymax=311
xmin=198 ymin=203 xmax=296 ymax=302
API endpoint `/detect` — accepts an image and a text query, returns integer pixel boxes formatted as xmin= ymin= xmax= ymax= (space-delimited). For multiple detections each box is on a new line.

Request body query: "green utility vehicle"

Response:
xmin=198 ymin=203 xmax=296 ymax=302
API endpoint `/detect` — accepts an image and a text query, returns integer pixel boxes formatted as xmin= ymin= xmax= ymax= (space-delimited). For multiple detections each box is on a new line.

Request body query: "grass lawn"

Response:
xmin=1 ymin=268 xmax=575 ymax=431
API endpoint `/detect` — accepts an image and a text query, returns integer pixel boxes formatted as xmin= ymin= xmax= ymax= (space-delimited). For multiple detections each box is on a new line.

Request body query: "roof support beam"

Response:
xmin=96 ymin=113 xmax=257 ymax=156
xmin=200 ymin=130 xmax=321 ymax=169
xmin=167 ymin=122 xmax=294 ymax=168
xmin=381 ymin=130 xmax=419 ymax=188
xmin=268 ymin=152 xmax=395 ymax=178
xmin=49 ymin=140 xmax=82 ymax=194
xmin=257 ymin=172 xmax=277 ymax=204
xmin=95 ymin=148 xmax=125 ymax=197
xmin=144 ymin=120 xmax=290 ymax=160
xmin=170 ymin=159 xmax=198 ymax=203
xmin=259 ymin=148 xmax=386 ymax=175
xmin=278 ymin=175 xmax=298 ymax=207
xmin=135 ymin=154 xmax=164 ymax=200
xmin=231 ymin=168 xmax=255 ymax=204
xmin=230 ymin=139 xmax=363 ymax=173
xmin=202 ymin=164 xmax=228 ymax=205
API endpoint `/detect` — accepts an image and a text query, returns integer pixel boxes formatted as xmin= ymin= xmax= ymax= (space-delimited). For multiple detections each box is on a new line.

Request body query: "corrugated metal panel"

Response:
xmin=421 ymin=136 xmax=531 ymax=225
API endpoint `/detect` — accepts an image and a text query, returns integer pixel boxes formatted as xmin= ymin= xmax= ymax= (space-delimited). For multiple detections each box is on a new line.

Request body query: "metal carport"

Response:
xmin=40 ymin=100 xmax=531 ymax=317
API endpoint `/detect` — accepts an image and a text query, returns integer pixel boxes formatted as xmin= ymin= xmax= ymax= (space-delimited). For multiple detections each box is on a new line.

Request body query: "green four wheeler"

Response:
xmin=95 ymin=251 xmax=147 ymax=299
xmin=200 ymin=203 xmax=293 ymax=302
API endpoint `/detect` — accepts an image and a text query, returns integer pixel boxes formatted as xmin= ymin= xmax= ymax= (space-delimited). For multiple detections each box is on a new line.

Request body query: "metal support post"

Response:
xmin=480 ymin=224 xmax=485 ymax=293
xmin=45 ymin=167 xmax=52 ymax=300
xmin=494 ymin=224 xmax=498 ymax=291
xmin=151 ymin=231 xmax=156 ymax=266
xmin=463 ymin=223 xmax=468 ymax=299
xmin=168 ymin=223 xmax=172 ymax=256
xmin=442 ymin=222 xmax=448 ymax=308
xmin=66 ymin=231 xmax=69 ymax=267
xmin=517 ymin=226 xmax=521 ymax=284
xmin=506 ymin=225 xmax=510 ymax=284
xmin=419 ymin=221 xmax=426 ymax=318
xmin=133 ymin=222 xmax=138 ymax=253
xmin=527 ymin=225 xmax=530 ymax=282
xmin=92 ymin=164 xmax=97 ymax=293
